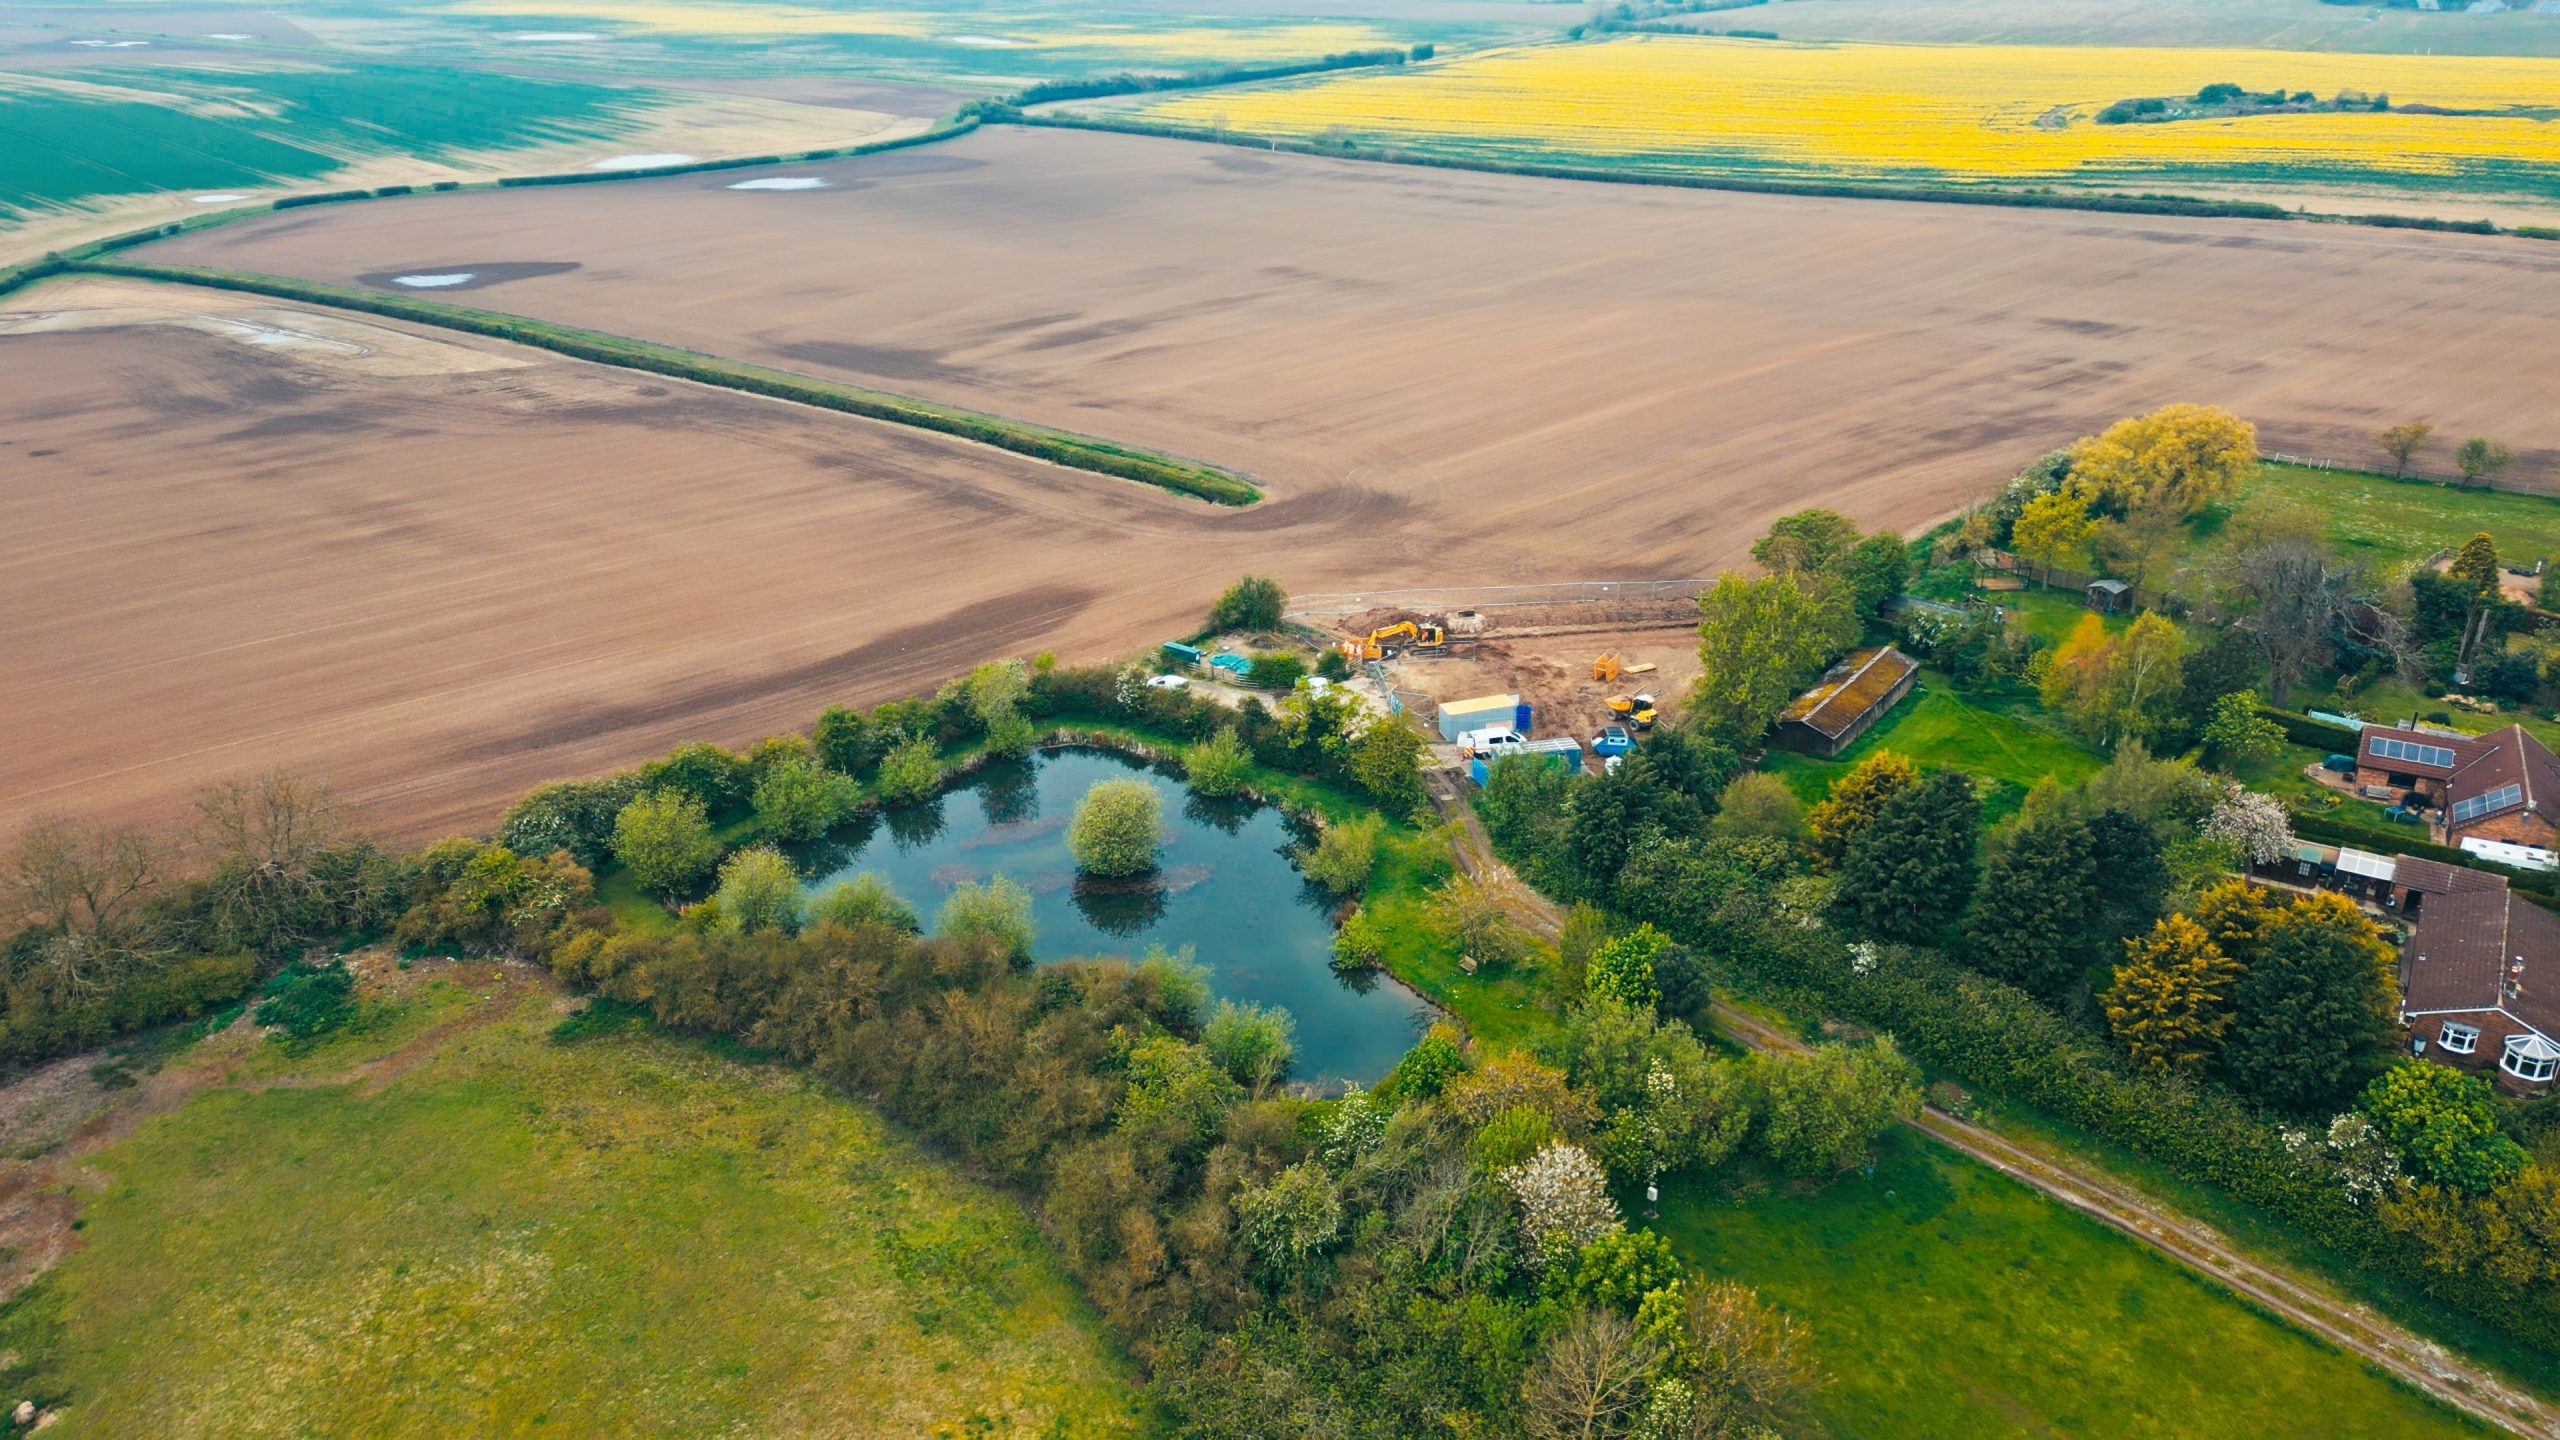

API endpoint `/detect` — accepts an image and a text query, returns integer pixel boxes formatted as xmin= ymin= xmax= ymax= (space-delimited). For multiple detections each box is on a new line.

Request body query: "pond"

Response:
xmin=798 ymin=746 xmax=1433 ymax=1088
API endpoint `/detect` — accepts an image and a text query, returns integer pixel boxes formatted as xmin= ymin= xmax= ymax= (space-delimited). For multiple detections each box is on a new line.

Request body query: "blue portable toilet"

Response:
xmin=1514 ymin=701 xmax=1534 ymax=733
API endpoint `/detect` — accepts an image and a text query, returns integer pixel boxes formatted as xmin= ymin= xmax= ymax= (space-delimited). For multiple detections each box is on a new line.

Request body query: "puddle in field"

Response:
xmin=943 ymin=34 xmax=1020 ymax=45
xmin=727 ymin=177 xmax=826 ymax=191
xmin=589 ymin=152 xmax=693 ymax=170
xmin=513 ymin=30 xmax=601 ymax=40
xmin=68 ymin=38 xmax=148 ymax=47
xmin=192 ymin=193 xmax=249 ymax=204
xmin=356 ymin=261 xmax=584 ymax=294
xmin=206 ymin=32 xmax=253 ymax=39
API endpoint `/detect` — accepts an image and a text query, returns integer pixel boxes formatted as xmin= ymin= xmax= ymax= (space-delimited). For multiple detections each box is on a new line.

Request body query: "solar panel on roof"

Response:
xmin=2451 ymin=783 xmax=2524 ymax=823
xmin=2372 ymin=736 xmax=2456 ymax=768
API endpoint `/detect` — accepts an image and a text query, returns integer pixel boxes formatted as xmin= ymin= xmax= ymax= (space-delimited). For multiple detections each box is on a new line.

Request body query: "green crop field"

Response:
xmin=1660 ymin=1128 xmax=2490 ymax=1440
xmin=0 ymin=964 xmax=1141 ymax=1438
xmin=0 ymin=64 xmax=655 ymax=222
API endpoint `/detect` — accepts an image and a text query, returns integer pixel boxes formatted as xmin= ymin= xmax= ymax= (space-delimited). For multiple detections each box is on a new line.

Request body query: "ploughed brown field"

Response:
xmin=0 ymin=279 xmax=1344 ymax=840
xmin=148 ymin=124 xmax=2560 ymax=511
xmin=24 ymin=126 xmax=2560 ymax=838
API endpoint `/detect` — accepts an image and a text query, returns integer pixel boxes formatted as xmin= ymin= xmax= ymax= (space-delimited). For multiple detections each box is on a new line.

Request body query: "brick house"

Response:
xmin=2399 ymin=865 xmax=2560 ymax=1093
xmin=2355 ymin=722 xmax=2560 ymax=857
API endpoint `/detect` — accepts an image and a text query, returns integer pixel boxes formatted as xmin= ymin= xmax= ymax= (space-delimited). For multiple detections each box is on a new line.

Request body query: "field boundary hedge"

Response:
xmin=60 ymin=259 xmax=1261 ymax=505
xmin=1018 ymin=113 xmax=2559 ymax=239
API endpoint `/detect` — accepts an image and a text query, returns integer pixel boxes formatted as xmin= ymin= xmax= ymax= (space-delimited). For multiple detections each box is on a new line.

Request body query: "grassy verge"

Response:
xmin=0 ymin=965 xmax=1144 ymax=1437
xmin=59 ymin=259 xmax=1257 ymax=505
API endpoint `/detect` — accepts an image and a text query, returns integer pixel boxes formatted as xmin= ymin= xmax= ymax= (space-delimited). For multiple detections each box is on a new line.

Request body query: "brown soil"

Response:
xmin=0 ymin=279 xmax=1337 ymax=841
xmin=142 ymin=124 xmax=2560 ymax=534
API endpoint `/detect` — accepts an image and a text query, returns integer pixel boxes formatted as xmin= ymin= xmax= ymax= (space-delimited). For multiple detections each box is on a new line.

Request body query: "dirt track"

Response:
xmin=146 ymin=123 xmax=2560 ymax=541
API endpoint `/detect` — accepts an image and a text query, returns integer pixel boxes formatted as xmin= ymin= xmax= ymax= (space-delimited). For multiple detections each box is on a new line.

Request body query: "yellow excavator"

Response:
xmin=1343 ymin=620 xmax=1447 ymax=662
xmin=1607 ymin=693 xmax=1660 ymax=731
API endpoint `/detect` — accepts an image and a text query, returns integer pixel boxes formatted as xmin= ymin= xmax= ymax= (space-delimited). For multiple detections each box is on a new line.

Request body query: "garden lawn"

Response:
xmin=0 ymin=966 xmax=1141 ymax=1439
xmin=1657 ymin=1128 xmax=2489 ymax=1440
xmin=1759 ymin=674 xmax=2105 ymax=820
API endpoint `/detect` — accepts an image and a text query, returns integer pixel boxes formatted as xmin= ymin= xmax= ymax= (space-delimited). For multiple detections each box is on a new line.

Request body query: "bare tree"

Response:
xmin=1682 ymin=1281 xmax=1823 ymax=1438
xmin=1521 ymin=1308 xmax=1661 ymax=1440
xmin=195 ymin=770 xmax=355 ymax=953
xmin=1 ymin=816 xmax=173 ymax=995
xmin=2215 ymin=535 xmax=2372 ymax=707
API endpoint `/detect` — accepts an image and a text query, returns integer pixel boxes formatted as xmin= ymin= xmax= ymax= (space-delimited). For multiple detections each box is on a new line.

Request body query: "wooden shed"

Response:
xmin=1774 ymin=647 xmax=1919 ymax=757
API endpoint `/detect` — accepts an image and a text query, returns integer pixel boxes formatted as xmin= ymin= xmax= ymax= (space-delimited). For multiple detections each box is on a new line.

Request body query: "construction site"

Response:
xmin=1240 ymin=579 xmax=1708 ymax=774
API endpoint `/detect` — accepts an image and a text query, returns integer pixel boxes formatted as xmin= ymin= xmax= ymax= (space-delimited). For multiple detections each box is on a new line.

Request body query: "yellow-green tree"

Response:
xmin=2190 ymin=877 xmax=2277 ymax=967
xmin=2449 ymin=531 xmax=2501 ymax=601
xmin=2104 ymin=914 xmax=2240 ymax=1076
xmin=1803 ymin=750 xmax=1917 ymax=872
xmin=2069 ymin=403 xmax=2259 ymax=515
xmin=1689 ymin=571 xmax=1858 ymax=743
xmin=2010 ymin=482 xmax=2098 ymax=584
xmin=2038 ymin=611 xmax=2186 ymax=748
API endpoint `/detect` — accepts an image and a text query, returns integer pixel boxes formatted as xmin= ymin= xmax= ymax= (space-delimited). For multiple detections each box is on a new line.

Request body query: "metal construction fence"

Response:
xmin=1287 ymin=578 xmax=1709 ymax=619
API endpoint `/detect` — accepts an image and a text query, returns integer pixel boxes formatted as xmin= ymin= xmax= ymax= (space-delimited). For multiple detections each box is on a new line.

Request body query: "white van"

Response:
xmin=1456 ymin=727 xmax=1525 ymax=759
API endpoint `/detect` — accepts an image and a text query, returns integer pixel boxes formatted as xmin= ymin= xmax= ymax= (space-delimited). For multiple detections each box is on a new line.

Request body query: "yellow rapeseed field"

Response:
xmin=1130 ymin=36 xmax=2560 ymax=191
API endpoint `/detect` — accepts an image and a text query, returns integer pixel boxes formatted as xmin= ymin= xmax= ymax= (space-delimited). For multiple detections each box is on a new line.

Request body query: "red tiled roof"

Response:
xmin=2392 ymin=855 xmax=2511 ymax=898
xmin=2404 ymin=878 xmax=2560 ymax=1038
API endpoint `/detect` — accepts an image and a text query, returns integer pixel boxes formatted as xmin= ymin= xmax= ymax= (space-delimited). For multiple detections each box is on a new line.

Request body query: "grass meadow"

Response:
xmin=1661 ymin=1127 xmax=2491 ymax=1439
xmin=1760 ymin=675 xmax=2106 ymax=821
xmin=1116 ymin=35 xmax=2560 ymax=208
xmin=0 ymin=967 xmax=1142 ymax=1438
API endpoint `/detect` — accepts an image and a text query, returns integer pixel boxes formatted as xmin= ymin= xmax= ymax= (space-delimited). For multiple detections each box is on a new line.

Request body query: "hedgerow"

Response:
xmin=66 ymin=259 xmax=1259 ymax=505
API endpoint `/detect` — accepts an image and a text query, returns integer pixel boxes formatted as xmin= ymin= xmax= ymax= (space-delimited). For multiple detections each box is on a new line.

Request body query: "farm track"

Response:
xmin=1425 ymin=773 xmax=2560 ymax=1438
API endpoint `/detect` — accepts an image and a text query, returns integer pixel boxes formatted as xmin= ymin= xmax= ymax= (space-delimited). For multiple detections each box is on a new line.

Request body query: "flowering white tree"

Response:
xmin=1500 ymin=1141 xmax=1622 ymax=1265
xmin=2325 ymin=1112 xmax=2403 ymax=1205
xmin=2201 ymin=784 xmax=2295 ymax=866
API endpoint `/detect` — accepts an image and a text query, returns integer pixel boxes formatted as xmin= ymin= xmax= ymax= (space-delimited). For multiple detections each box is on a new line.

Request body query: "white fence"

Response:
xmin=1288 ymin=578 xmax=1708 ymax=619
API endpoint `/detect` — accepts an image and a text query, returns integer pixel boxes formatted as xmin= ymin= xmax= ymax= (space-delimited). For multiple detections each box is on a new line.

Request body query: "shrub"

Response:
xmin=638 ymin=741 xmax=752 ymax=814
xmin=873 ymin=734 xmax=944 ymax=805
xmin=1587 ymin=925 xmax=1669 ymax=1010
xmin=1300 ymin=815 xmax=1381 ymax=897
xmin=1246 ymin=652 xmax=1307 ymax=690
xmin=255 ymin=958 xmax=356 ymax=1044
xmin=1069 ymin=779 xmax=1164 ymax=876
xmin=1203 ymin=1000 xmax=1295 ymax=1091
xmin=1315 ymin=648 xmax=1351 ymax=681
xmin=937 ymin=875 xmax=1035 ymax=962
xmin=1383 ymin=1024 xmax=1467 ymax=1102
xmin=806 ymin=872 xmax=918 ymax=932
xmin=1182 ymin=726 xmax=1253 ymax=797
xmin=714 ymin=846 xmax=802 ymax=934
xmin=498 ymin=774 xmax=640 ymax=868
xmin=610 ymin=789 xmax=719 ymax=898
xmin=1330 ymin=908 xmax=1386 ymax=972
xmin=750 ymin=752 xmax=861 ymax=841
xmin=1473 ymin=1104 xmax=1553 ymax=1171
xmin=1207 ymin=575 xmax=1287 ymax=632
